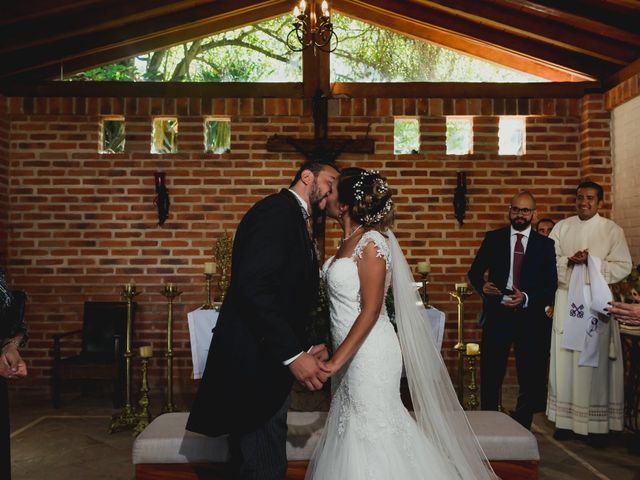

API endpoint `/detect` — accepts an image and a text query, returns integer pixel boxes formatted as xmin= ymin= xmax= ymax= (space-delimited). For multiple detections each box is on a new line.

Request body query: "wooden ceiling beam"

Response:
xmin=333 ymin=0 xmax=604 ymax=81
xmin=525 ymin=0 xmax=640 ymax=32
xmin=606 ymin=56 xmax=640 ymax=88
xmin=410 ymin=0 xmax=638 ymax=63
xmin=332 ymin=81 xmax=602 ymax=98
xmin=501 ymin=0 xmax=640 ymax=45
xmin=0 ymin=0 xmax=213 ymax=54
xmin=0 ymin=0 xmax=292 ymax=81
xmin=0 ymin=0 xmax=104 ymax=26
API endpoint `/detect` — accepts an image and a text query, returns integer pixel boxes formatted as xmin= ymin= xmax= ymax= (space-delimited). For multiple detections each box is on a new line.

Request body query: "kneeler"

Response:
xmin=133 ymin=411 xmax=539 ymax=480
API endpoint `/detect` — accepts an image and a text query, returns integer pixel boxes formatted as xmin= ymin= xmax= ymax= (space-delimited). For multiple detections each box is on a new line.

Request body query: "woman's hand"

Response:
xmin=1 ymin=343 xmax=27 ymax=379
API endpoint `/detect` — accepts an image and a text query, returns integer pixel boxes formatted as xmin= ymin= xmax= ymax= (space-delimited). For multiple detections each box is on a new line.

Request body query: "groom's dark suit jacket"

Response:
xmin=187 ymin=189 xmax=319 ymax=436
xmin=468 ymin=226 xmax=557 ymax=319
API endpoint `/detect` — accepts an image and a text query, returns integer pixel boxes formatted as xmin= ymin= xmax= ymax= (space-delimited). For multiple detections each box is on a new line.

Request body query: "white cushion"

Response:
xmin=466 ymin=411 xmax=540 ymax=461
xmin=132 ymin=410 xmax=538 ymax=464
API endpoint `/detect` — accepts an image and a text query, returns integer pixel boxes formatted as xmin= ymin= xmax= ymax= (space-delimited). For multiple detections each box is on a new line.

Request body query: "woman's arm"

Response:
xmin=327 ymin=242 xmax=386 ymax=372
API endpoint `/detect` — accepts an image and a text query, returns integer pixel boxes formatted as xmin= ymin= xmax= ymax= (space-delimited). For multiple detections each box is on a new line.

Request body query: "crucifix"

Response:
xmin=266 ymin=88 xmax=375 ymax=258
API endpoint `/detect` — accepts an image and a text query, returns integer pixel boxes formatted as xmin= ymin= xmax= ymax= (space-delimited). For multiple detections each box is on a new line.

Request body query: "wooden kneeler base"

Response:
xmin=136 ymin=459 xmax=538 ymax=480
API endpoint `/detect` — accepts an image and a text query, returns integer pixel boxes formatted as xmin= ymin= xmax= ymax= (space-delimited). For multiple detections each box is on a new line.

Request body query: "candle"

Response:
xmin=139 ymin=345 xmax=153 ymax=358
xmin=293 ymin=5 xmax=300 ymax=17
xmin=417 ymin=261 xmax=431 ymax=274
xmin=204 ymin=262 xmax=215 ymax=274
xmin=455 ymin=282 xmax=468 ymax=290
xmin=466 ymin=343 xmax=480 ymax=356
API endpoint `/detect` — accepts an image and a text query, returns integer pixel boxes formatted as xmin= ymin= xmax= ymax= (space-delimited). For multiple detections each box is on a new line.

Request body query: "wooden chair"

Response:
xmin=51 ymin=301 xmax=132 ymax=408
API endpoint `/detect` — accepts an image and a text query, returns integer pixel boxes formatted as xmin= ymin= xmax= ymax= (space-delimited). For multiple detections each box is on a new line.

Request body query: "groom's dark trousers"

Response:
xmin=186 ymin=190 xmax=319 ymax=479
xmin=468 ymin=226 xmax=557 ymax=429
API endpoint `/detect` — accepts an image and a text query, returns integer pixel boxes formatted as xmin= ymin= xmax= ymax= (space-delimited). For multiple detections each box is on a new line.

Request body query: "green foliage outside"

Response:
xmin=394 ymin=119 xmax=420 ymax=154
xmin=68 ymin=14 xmax=544 ymax=83
xmin=205 ymin=120 xmax=231 ymax=154
xmin=151 ymin=119 xmax=178 ymax=154
xmin=446 ymin=119 xmax=472 ymax=155
xmin=102 ymin=120 xmax=125 ymax=153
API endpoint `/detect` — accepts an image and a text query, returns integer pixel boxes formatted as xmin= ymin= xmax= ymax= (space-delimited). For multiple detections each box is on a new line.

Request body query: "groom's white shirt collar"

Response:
xmin=288 ymin=189 xmax=309 ymax=217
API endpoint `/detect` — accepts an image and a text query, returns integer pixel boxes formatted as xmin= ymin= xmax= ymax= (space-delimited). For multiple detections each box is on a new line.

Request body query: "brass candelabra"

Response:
xmin=161 ymin=283 xmax=182 ymax=413
xmin=133 ymin=352 xmax=152 ymax=436
xmin=464 ymin=351 xmax=480 ymax=410
xmin=202 ymin=273 xmax=215 ymax=310
xmin=110 ymin=284 xmax=140 ymax=433
xmin=449 ymin=284 xmax=472 ymax=404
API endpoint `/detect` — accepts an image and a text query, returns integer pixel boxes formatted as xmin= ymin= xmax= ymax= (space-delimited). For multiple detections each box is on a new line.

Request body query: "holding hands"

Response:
xmin=289 ymin=348 xmax=331 ymax=391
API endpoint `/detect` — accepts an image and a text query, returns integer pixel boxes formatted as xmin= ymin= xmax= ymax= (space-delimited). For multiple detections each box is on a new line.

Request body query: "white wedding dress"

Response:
xmin=305 ymin=231 xmax=474 ymax=479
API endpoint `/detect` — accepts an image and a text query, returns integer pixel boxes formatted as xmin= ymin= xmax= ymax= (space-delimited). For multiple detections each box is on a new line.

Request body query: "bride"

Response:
xmin=305 ymin=168 xmax=498 ymax=479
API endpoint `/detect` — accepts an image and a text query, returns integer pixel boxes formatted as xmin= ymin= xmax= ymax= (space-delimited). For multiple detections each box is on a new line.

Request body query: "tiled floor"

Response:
xmin=7 ymin=389 xmax=640 ymax=480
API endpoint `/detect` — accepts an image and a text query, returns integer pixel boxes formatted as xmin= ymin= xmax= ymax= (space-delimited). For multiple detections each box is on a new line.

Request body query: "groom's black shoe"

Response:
xmin=552 ymin=428 xmax=572 ymax=441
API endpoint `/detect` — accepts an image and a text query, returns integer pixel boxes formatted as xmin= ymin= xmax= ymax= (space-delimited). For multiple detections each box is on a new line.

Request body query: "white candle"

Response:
xmin=417 ymin=261 xmax=431 ymax=274
xmin=455 ymin=282 xmax=468 ymax=290
xmin=139 ymin=345 xmax=153 ymax=358
xmin=466 ymin=343 xmax=480 ymax=356
xmin=204 ymin=262 xmax=215 ymax=274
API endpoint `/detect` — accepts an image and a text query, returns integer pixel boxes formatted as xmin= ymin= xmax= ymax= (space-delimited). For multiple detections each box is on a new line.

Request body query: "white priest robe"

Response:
xmin=546 ymin=213 xmax=632 ymax=434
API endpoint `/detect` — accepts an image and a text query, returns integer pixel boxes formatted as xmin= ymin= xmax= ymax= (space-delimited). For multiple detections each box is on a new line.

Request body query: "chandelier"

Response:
xmin=286 ymin=0 xmax=338 ymax=53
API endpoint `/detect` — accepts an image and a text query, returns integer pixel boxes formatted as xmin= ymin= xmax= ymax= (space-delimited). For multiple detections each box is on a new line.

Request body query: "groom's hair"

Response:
xmin=289 ymin=161 xmax=340 ymax=188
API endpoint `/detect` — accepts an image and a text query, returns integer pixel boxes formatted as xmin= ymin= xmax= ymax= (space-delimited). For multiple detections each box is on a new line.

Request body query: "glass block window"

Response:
xmin=394 ymin=117 xmax=420 ymax=155
xmin=204 ymin=118 xmax=231 ymax=154
xmin=151 ymin=118 xmax=178 ymax=154
xmin=100 ymin=117 xmax=125 ymax=153
xmin=446 ymin=117 xmax=473 ymax=155
xmin=498 ymin=117 xmax=526 ymax=156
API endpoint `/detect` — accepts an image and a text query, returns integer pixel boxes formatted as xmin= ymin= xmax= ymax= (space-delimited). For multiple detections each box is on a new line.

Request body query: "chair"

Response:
xmin=51 ymin=301 xmax=132 ymax=408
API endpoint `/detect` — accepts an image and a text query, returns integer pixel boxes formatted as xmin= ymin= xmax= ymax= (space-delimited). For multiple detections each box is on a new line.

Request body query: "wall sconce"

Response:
xmin=453 ymin=171 xmax=468 ymax=225
xmin=154 ymin=172 xmax=170 ymax=226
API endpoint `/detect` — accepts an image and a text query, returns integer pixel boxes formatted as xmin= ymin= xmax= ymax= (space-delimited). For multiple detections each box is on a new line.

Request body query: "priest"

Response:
xmin=546 ymin=181 xmax=632 ymax=447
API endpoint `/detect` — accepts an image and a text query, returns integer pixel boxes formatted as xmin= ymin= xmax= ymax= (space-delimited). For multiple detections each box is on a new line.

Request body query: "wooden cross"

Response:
xmin=266 ymin=88 xmax=374 ymax=162
xmin=266 ymin=88 xmax=374 ymax=260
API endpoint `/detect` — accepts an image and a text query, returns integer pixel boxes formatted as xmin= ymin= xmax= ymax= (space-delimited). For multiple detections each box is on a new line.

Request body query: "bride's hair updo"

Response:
xmin=338 ymin=168 xmax=395 ymax=230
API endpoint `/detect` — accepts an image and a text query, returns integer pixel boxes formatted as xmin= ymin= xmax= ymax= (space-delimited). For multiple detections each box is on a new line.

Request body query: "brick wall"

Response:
xmin=611 ymin=94 xmax=640 ymax=263
xmin=3 ymin=93 xmax=598 ymax=396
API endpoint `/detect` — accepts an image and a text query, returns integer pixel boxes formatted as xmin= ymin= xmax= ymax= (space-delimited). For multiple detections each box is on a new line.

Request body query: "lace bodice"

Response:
xmin=322 ymin=231 xmax=392 ymax=345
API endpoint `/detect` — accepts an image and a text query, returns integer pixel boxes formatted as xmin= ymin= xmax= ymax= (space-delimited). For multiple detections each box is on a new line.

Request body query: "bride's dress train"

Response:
xmin=305 ymin=231 xmax=497 ymax=480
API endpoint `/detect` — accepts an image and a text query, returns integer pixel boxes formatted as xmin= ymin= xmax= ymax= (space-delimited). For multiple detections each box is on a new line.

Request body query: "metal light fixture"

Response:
xmin=287 ymin=0 xmax=338 ymax=53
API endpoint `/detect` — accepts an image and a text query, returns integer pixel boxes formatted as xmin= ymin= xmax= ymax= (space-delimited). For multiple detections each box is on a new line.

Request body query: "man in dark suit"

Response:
xmin=187 ymin=161 xmax=339 ymax=479
xmin=468 ymin=191 xmax=557 ymax=429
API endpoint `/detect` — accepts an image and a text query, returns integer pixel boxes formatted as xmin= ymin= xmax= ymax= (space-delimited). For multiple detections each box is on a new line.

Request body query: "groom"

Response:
xmin=187 ymin=161 xmax=338 ymax=479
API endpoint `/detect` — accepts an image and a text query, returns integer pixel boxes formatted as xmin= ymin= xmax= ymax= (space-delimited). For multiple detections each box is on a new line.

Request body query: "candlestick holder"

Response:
xmin=419 ymin=272 xmax=430 ymax=308
xmin=110 ymin=284 xmax=140 ymax=433
xmin=133 ymin=355 xmax=151 ymax=436
xmin=218 ymin=267 xmax=229 ymax=305
xmin=449 ymin=285 xmax=472 ymax=404
xmin=464 ymin=352 xmax=480 ymax=410
xmin=202 ymin=273 xmax=215 ymax=310
xmin=161 ymin=284 xmax=182 ymax=413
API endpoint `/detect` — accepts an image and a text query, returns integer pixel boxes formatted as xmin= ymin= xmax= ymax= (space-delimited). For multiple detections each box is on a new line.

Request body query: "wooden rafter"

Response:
xmin=0 ymin=0 xmax=292 ymax=81
xmin=410 ymin=0 xmax=638 ymax=64
xmin=333 ymin=0 xmax=602 ymax=81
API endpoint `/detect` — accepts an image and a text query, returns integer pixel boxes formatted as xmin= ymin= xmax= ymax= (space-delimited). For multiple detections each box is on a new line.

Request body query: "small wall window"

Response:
xmin=204 ymin=118 xmax=231 ymax=154
xmin=446 ymin=117 xmax=473 ymax=155
xmin=100 ymin=117 xmax=125 ymax=153
xmin=498 ymin=117 xmax=526 ymax=156
xmin=151 ymin=118 xmax=178 ymax=154
xmin=394 ymin=117 xmax=420 ymax=154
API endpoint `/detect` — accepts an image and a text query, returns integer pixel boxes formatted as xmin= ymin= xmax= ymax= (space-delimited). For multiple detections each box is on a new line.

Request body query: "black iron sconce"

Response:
xmin=154 ymin=171 xmax=170 ymax=226
xmin=453 ymin=171 xmax=468 ymax=225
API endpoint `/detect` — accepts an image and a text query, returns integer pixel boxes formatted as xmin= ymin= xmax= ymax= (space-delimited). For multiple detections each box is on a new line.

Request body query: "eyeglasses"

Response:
xmin=509 ymin=206 xmax=534 ymax=215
